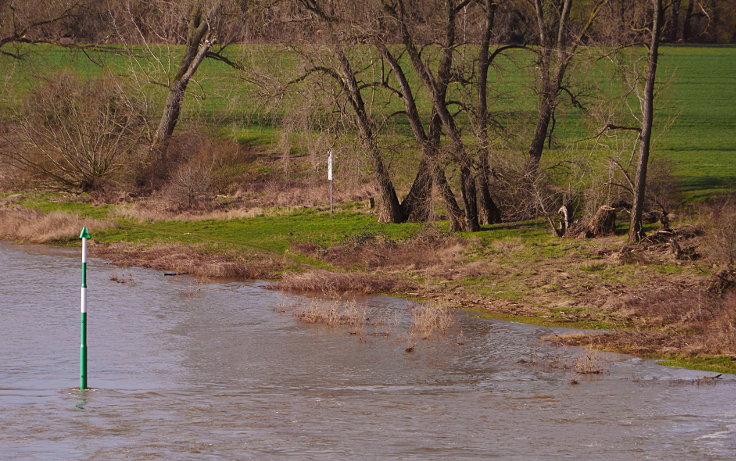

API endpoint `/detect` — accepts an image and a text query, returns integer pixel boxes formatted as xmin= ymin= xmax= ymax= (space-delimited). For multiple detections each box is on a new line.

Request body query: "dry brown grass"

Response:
xmin=293 ymin=299 xmax=368 ymax=335
xmin=409 ymin=302 xmax=455 ymax=340
xmin=573 ymin=349 xmax=607 ymax=374
xmin=238 ymin=179 xmax=376 ymax=209
xmin=276 ymin=269 xmax=411 ymax=295
xmin=286 ymin=298 xmax=457 ymax=346
xmin=112 ymin=200 xmax=284 ymax=222
xmin=293 ymin=225 xmax=467 ymax=271
xmin=546 ymin=292 xmax=736 ymax=357
xmin=179 ymin=285 xmax=202 ymax=298
xmin=96 ymin=242 xmax=284 ymax=280
xmin=0 ymin=206 xmax=115 ymax=243
xmin=700 ymin=198 xmax=736 ymax=269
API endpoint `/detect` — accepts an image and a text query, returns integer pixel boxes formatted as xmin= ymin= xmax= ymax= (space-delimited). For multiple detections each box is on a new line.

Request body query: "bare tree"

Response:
xmin=110 ymin=0 xmax=250 ymax=165
xmin=376 ymin=42 xmax=466 ymax=230
xmin=629 ymin=0 xmax=664 ymax=242
xmin=526 ymin=0 xmax=607 ymax=167
xmin=384 ymin=0 xmax=485 ymax=231
xmin=149 ymin=1 xmax=217 ymax=156
xmin=291 ymin=0 xmax=435 ymax=223
xmin=0 ymin=0 xmax=81 ymax=59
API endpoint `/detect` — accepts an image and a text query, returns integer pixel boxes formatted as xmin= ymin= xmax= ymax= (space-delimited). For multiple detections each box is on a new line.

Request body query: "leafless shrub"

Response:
xmin=491 ymin=152 xmax=585 ymax=236
xmin=0 ymin=206 xmax=115 ymax=242
xmin=2 ymin=71 xmax=149 ymax=193
xmin=275 ymin=270 xmax=409 ymax=295
xmin=605 ymin=153 xmax=681 ymax=229
xmin=701 ymin=199 xmax=736 ymax=269
xmin=165 ymin=159 xmax=215 ymax=209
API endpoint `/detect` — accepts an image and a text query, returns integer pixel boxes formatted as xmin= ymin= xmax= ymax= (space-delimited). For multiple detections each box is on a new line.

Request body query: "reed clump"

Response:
xmin=293 ymin=300 xmax=368 ymax=335
xmin=573 ymin=349 xmax=606 ymax=374
xmin=276 ymin=269 xmax=410 ymax=295
xmin=409 ymin=302 xmax=455 ymax=340
xmin=0 ymin=206 xmax=115 ymax=243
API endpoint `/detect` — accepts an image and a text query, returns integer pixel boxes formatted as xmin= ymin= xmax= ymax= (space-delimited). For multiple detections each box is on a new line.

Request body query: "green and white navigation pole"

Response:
xmin=328 ymin=150 xmax=334 ymax=213
xmin=79 ymin=226 xmax=90 ymax=390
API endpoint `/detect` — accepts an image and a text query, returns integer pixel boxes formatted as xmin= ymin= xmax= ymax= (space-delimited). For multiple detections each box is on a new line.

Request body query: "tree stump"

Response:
xmin=586 ymin=205 xmax=616 ymax=237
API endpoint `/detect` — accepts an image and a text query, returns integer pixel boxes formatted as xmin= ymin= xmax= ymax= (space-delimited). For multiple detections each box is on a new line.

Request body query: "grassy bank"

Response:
xmin=2 ymin=193 xmax=734 ymax=375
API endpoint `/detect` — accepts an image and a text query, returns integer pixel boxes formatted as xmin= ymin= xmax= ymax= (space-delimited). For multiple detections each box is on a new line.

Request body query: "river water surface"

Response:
xmin=1 ymin=242 xmax=734 ymax=459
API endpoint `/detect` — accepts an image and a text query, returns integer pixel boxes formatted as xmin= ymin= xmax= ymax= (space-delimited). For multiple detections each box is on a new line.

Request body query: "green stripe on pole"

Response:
xmin=80 ymin=227 xmax=90 ymax=390
xmin=80 ymin=312 xmax=87 ymax=390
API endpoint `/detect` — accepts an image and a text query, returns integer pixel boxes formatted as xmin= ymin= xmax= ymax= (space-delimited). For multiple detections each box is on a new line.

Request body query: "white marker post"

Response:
xmin=79 ymin=226 xmax=90 ymax=390
xmin=327 ymin=150 xmax=334 ymax=214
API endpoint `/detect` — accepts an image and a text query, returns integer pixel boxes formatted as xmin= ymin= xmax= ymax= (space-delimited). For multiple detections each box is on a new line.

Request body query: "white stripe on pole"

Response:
xmin=82 ymin=237 xmax=87 ymax=263
xmin=328 ymin=151 xmax=333 ymax=181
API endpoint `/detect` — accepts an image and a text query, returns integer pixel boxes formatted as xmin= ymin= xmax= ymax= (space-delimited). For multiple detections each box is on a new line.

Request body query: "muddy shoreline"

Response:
xmin=80 ymin=237 xmax=736 ymax=375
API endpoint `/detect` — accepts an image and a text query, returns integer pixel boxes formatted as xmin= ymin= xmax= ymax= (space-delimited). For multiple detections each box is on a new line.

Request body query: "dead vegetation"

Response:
xmin=573 ymin=349 xmax=607 ymax=374
xmin=275 ymin=269 xmax=411 ymax=295
xmin=110 ymin=272 xmax=136 ymax=284
xmin=96 ymin=242 xmax=284 ymax=280
xmin=283 ymin=297 xmax=455 ymax=349
xmin=0 ymin=206 xmax=115 ymax=243
xmin=292 ymin=225 xmax=467 ymax=270
xmin=112 ymin=200 xmax=273 ymax=222
xmin=409 ymin=302 xmax=455 ymax=340
xmin=292 ymin=299 xmax=368 ymax=335
xmin=549 ymin=291 xmax=736 ymax=357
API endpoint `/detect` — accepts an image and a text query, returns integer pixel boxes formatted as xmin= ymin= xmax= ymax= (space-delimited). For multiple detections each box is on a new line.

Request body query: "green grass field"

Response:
xmin=1 ymin=44 xmax=734 ymax=199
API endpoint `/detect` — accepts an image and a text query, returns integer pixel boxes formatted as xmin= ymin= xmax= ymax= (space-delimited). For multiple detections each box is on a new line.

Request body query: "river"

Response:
xmin=0 ymin=242 xmax=734 ymax=459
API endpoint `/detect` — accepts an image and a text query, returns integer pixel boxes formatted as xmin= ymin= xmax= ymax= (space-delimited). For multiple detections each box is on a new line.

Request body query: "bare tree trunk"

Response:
xmin=629 ymin=0 xmax=663 ymax=243
xmin=333 ymin=46 xmax=404 ymax=223
xmin=588 ymin=205 xmax=616 ymax=236
xmin=476 ymin=0 xmax=503 ymax=224
xmin=528 ymin=0 xmax=573 ymax=167
xmin=390 ymin=0 xmax=480 ymax=231
xmin=528 ymin=91 xmax=554 ymax=166
xmin=667 ymin=0 xmax=681 ymax=41
xmin=151 ymin=1 xmax=212 ymax=156
xmin=401 ymin=157 xmax=433 ymax=222
xmin=376 ymin=42 xmax=466 ymax=230
xmin=682 ymin=0 xmax=695 ymax=40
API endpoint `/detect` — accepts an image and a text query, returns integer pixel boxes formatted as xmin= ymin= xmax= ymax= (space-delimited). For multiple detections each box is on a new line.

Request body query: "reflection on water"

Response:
xmin=0 ymin=242 xmax=734 ymax=459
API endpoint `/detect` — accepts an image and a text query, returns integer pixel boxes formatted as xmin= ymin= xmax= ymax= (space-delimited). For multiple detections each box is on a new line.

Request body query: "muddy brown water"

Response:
xmin=1 ymin=242 xmax=734 ymax=460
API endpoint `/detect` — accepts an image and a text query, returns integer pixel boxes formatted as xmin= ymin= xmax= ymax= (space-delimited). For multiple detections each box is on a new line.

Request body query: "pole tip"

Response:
xmin=79 ymin=226 xmax=91 ymax=239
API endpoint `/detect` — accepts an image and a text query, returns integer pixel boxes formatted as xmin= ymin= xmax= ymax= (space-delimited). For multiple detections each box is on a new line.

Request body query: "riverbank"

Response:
xmin=1 ymin=193 xmax=735 ymax=374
